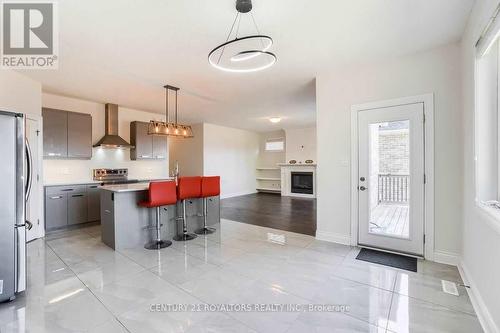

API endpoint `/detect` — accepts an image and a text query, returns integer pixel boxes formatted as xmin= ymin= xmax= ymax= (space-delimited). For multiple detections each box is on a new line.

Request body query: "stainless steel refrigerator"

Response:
xmin=0 ymin=110 xmax=32 ymax=302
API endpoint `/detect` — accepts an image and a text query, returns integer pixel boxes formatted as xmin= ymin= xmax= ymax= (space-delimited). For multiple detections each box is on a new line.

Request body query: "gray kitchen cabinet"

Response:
xmin=159 ymin=205 xmax=177 ymax=240
xmin=67 ymin=112 xmax=92 ymax=158
xmin=68 ymin=192 xmax=88 ymax=225
xmin=130 ymin=121 xmax=167 ymax=160
xmin=130 ymin=121 xmax=153 ymax=160
xmin=153 ymin=135 xmax=167 ymax=159
xmin=42 ymin=108 xmax=92 ymax=159
xmin=206 ymin=196 xmax=220 ymax=227
xmin=87 ymin=185 xmax=101 ymax=222
xmin=186 ymin=199 xmax=203 ymax=232
xmin=45 ymin=184 xmax=101 ymax=231
xmin=42 ymin=108 xmax=68 ymax=158
xmin=45 ymin=193 xmax=68 ymax=229
xmin=100 ymin=191 xmax=115 ymax=248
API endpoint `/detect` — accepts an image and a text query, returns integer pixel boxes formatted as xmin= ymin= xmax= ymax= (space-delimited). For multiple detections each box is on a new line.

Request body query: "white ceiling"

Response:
xmin=21 ymin=0 xmax=473 ymax=132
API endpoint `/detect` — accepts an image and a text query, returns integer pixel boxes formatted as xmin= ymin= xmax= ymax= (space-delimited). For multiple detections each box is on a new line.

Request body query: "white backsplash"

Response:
xmin=43 ymin=148 xmax=169 ymax=184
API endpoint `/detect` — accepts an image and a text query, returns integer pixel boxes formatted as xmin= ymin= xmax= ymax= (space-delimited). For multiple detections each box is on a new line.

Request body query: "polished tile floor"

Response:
xmin=0 ymin=220 xmax=482 ymax=332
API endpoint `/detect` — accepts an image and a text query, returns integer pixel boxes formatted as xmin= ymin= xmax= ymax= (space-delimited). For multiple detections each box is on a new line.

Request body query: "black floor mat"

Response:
xmin=356 ymin=248 xmax=417 ymax=272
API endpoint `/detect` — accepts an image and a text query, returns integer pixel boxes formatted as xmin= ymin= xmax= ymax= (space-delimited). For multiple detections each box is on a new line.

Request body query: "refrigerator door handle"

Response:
xmin=25 ymin=138 xmax=33 ymax=202
xmin=14 ymin=225 xmax=26 ymax=293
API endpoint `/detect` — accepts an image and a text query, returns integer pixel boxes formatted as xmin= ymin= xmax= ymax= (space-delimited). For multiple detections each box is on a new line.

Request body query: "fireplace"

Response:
xmin=291 ymin=172 xmax=313 ymax=194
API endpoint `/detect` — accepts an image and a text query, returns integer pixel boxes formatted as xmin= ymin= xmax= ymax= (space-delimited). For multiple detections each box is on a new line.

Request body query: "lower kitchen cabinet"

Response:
xmin=45 ymin=193 xmax=68 ymax=229
xmin=68 ymin=192 xmax=88 ymax=225
xmin=45 ymin=184 xmax=101 ymax=231
xmin=87 ymin=185 xmax=101 ymax=221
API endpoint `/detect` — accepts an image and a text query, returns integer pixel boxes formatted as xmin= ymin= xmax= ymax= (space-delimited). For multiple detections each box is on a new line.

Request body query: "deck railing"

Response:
xmin=378 ymin=174 xmax=409 ymax=203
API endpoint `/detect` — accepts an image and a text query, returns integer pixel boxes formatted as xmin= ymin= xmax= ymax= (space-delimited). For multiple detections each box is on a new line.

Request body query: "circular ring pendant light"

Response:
xmin=208 ymin=0 xmax=276 ymax=73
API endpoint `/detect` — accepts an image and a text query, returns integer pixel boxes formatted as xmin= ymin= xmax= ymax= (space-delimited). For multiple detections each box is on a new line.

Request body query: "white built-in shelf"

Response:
xmin=256 ymin=177 xmax=281 ymax=181
xmin=256 ymin=187 xmax=281 ymax=192
xmin=256 ymin=167 xmax=280 ymax=170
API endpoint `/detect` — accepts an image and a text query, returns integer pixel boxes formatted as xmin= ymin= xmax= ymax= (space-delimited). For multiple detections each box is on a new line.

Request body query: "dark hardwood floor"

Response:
xmin=221 ymin=193 xmax=316 ymax=236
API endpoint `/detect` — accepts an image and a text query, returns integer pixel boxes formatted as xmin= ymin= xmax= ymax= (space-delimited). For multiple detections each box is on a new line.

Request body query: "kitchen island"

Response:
xmin=100 ymin=181 xmax=220 ymax=250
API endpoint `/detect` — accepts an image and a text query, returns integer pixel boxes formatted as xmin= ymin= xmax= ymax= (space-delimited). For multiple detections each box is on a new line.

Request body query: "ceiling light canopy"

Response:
xmin=269 ymin=117 xmax=281 ymax=123
xmin=148 ymin=85 xmax=193 ymax=138
xmin=209 ymin=0 xmax=276 ymax=73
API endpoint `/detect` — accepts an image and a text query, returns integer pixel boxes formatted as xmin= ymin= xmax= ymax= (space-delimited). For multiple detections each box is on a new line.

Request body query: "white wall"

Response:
xmin=0 ymin=70 xmax=41 ymax=116
xmin=316 ymin=43 xmax=463 ymax=254
xmin=168 ymin=123 xmax=204 ymax=176
xmin=285 ymin=127 xmax=317 ymax=163
xmin=461 ymin=0 xmax=500 ymax=331
xmin=258 ymin=130 xmax=286 ymax=167
xmin=42 ymin=93 xmax=169 ymax=183
xmin=203 ymin=123 xmax=259 ymax=198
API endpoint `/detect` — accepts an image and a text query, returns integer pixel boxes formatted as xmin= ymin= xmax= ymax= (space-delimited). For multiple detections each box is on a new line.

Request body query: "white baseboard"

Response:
xmin=315 ymin=230 xmax=351 ymax=245
xmin=433 ymin=250 xmax=460 ymax=266
xmin=458 ymin=261 xmax=499 ymax=333
xmin=220 ymin=190 xmax=257 ymax=199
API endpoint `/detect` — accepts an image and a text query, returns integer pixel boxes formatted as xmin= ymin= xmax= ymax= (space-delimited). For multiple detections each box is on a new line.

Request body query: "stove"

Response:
xmin=93 ymin=168 xmax=139 ymax=185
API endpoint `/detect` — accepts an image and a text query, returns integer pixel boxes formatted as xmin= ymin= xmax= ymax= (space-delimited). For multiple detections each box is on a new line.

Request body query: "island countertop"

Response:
xmin=100 ymin=178 xmax=174 ymax=193
xmin=99 ymin=179 xmax=220 ymax=250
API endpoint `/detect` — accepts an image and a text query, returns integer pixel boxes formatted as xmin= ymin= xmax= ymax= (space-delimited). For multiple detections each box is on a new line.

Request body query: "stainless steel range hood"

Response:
xmin=93 ymin=103 xmax=133 ymax=149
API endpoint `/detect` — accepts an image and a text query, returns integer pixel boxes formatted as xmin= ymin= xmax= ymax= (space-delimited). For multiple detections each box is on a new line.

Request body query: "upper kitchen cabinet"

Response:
xmin=130 ymin=121 xmax=167 ymax=160
xmin=42 ymin=108 xmax=68 ymax=158
xmin=67 ymin=112 xmax=92 ymax=158
xmin=153 ymin=135 xmax=167 ymax=159
xmin=42 ymin=108 xmax=92 ymax=159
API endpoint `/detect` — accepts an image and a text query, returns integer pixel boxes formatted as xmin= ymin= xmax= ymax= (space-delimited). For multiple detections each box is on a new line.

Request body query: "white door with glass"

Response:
xmin=357 ymin=103 xmax=425 ymax=256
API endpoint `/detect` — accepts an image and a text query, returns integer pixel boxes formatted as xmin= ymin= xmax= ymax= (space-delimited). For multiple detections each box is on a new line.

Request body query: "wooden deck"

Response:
xmin=369 ymin=203 xmax=409 ymax=238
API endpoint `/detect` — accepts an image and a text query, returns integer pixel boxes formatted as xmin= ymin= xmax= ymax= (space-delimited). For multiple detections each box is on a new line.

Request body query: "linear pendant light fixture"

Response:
xmin=148 ymin=85 xmax=194 ymax=138
xmin=208 ymin=0 xmax=276 ymax=73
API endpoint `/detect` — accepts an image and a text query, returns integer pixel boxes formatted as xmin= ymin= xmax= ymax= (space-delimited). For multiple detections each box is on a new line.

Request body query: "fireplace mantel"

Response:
xmin=278 ymin=163 xmax=317 ymax=167
xmin=279 ymin=164 xmax=316 ymax=198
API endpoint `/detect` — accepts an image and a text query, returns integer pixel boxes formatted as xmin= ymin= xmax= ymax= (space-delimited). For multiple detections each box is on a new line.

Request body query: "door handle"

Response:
xmin=25 ymin=139 xmax=33 ymax=202
xmin=359 ymin=186 xmax=367 ymax=191
xmin=25 ymin=220 xmax=33 ymax=230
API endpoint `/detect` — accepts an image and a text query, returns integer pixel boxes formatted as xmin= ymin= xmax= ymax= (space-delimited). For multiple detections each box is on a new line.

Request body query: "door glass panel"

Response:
xmin=368 ymin=120 xmax=410 ymax=239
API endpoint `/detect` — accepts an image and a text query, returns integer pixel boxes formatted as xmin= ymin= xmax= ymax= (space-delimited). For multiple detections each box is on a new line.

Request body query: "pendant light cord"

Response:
xmin=236 ymin=13 xmax=242 ymax=38
xmin=165 ymin=87 xmax=169 ymax=123
xmin=217 ymin=12 xmax=240 ymax=64
xmin=175 ymin=89 xmax=178 ymax=125
xmin=250 ymin=12 xmax=265 ymax=48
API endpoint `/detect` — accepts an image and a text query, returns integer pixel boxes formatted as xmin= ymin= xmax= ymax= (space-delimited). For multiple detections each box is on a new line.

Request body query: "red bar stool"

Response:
xmin=138 ymin=181 xmax=177 ymax=250
xmin=174 ymin=176 xmax=201 ymax=241
xmin=195 ymin=176 xmax=220 ymax=235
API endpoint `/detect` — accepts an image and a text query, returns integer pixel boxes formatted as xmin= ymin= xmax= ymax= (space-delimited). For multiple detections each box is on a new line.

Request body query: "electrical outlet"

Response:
xmin=60 ymin=167 xmax=70 ymax=175
xmin=147 ymin=168 xmax=153 ymax=173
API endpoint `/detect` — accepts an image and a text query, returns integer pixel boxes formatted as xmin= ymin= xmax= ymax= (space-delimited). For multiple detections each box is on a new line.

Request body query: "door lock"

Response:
xmin=359 ymin=186 xmax=367 ymax=191
xmin=360 ymin=177 xmax=365 ymax=181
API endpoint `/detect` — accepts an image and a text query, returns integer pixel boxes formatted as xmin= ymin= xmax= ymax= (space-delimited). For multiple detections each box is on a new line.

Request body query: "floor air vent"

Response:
xmin=441 ymin=280 xmax=459 ymax=296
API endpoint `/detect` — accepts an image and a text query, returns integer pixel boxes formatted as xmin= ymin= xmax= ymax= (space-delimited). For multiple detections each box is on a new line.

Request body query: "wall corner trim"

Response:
xmin=315 ymin=230 xmax=351 ymax=245
xmin=458 ymin=260 xmax=499 ymax=333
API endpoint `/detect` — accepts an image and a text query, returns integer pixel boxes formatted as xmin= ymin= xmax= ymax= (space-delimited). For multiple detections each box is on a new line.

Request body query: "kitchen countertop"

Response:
xmin=44 ymin=178 xmax=173 ymax=187
xmin=44 ymin=180 xmax=102 ymax=187
xmin=100 ymin=178 xmax=175 ymax=193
